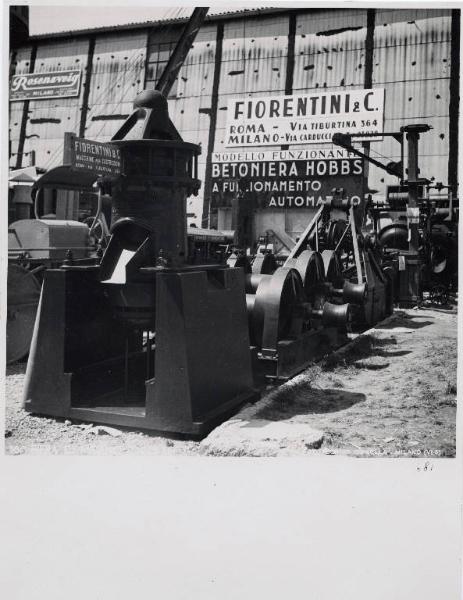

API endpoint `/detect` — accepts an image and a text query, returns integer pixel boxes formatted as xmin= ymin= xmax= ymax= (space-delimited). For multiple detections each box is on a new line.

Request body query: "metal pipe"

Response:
xmin=146 ymin=331 xmax=152 ymax=380
xmin=89 ymin=185 xmax=102 ymax=237
xmin=9 ymin=246 xmax=92 ymax=252
xmin=349 ymin=205 xmax=363 ymax=284
xmin=334 ymin=221 xmax=350 ymax=253
xmin=34 ymin=187 xmax=41 ymax=219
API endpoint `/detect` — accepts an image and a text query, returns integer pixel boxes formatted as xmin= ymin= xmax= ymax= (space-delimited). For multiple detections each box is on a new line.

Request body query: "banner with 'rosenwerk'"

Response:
xmin=10 ymin=69 xmax=82 ymax=101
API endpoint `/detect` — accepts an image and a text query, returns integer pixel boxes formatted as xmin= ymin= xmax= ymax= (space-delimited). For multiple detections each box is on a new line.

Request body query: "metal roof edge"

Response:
xmin=27 ymin=6 xmax=291 ymax=41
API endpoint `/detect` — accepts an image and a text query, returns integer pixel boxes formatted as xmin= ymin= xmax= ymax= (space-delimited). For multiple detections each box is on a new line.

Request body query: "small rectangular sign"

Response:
xmin=64 ymin=133 xmax=121 ymax=177
xmin=10 ymin=69 xmax=82 ymax=101
xmin=225 ymin=89 xmax=385 ymax=147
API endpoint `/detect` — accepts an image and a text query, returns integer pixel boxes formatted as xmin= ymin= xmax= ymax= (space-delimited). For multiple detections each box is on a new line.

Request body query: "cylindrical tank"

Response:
xmin=108 ymin=91 xmax=201 ymax=268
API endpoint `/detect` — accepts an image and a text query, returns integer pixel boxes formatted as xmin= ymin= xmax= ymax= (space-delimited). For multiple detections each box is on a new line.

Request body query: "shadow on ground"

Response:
xmin=255 ymin=387 xmax=366 ymax=420
xmin=321 ymin=332 xmax=401 ymax=370
xmin=377 ymin=312 xmax=434 ymax=330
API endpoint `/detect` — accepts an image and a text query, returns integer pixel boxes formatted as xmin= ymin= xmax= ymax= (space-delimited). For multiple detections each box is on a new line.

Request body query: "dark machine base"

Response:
xmin=64 ymin=389 xmax=258 ymax=438
xmin=398 ymin=251 xmax=422 ymax=307
xmin=23 ymin=265 xmax=257 ymax=437
xmin=252 ymin=327 xmax=347 ymax=381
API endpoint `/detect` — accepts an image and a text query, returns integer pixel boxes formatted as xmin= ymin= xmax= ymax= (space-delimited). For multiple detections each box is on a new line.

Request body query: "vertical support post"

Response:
xmin=398 ymin=124 xmax=430 ymax=305
xmin=79 ymin=35 xmax=96 ymax=138
xmin=349 ymin=205 xmax=363 ymax=284
xmin=405 ymin=129 xmax=421 ymax=255
xmin=285 ymin=12 xmax=297 ymax=94
xmin=362 ymin=9 xmax=376 ymax=176
xmin=280 ymin=11 xmax=297 ymax=155
xmin=15 ymin=44 xmax=37 ymax=169
xmin=201 ymin=22 xmax=224 ymax=228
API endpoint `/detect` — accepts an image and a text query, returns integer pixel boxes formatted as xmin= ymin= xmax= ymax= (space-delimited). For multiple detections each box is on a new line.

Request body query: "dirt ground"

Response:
xmin=4 ymin=307 xmax=457 ymax=457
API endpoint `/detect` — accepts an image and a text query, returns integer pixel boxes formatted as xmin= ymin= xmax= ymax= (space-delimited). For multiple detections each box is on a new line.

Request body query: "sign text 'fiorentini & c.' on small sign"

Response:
xmin=64 ymin=133 xmax=121 ymax=178
xmin=10 ymin=69 xmax=82 ymax=101
xmin=225 ymin=89 xmax=385 ymax=147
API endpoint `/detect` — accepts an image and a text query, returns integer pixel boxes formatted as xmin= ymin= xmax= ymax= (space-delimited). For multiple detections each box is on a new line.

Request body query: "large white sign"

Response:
xmin=225 ymin=89 xmax=385 ymax=147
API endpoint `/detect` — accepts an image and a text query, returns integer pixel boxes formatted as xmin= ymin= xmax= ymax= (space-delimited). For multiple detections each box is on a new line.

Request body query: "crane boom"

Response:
xmin=156 ymin=7 xmax=209 ymax=97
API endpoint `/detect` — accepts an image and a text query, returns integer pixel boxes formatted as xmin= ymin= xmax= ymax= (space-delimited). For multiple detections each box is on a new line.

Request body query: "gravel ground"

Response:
xmin=4 ymin=307 xmax=457 ymax=456
xmin=201 ymin=308 xmax=457 ymax=457
xmin=5 ymin=364 xmax=200 ymax=456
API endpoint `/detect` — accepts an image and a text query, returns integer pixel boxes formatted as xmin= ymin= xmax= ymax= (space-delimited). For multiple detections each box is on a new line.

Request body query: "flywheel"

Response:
xmin=251 ymin=267 xmax=305 ymax=354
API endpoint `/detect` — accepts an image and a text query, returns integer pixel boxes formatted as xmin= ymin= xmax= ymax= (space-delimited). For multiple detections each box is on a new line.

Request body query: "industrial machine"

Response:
xmin=332 ymin=125 xmax=458 ymax=306
xmin=22 ymin=104 xmax=456 ymax=436
xmin=23 ymin=90 xmax=256 ymax=436
xmin=7 ymin=218 xmax=95 ymax=363
xmin=373 ymin=183 xmax=458 ymax=304
xmin=283 ymin=195 xmax=394 ymax=330
xmin=7 ymin=8 xmax=212 ymax=366
xmin=16 ymin=5 xmax=457 ymax=436
xmin=6 ymin=215 xmax=234 ymax=365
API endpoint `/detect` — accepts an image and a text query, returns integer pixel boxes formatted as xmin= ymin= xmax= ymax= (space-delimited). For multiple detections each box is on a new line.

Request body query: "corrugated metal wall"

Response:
xmin=84 ymin=30 xmax=148 ymax=144
xmin=9 ymin=8 xmax=457 ymax=232
xmin=21 ymin=37 xmax=90 ymax=169
xmin=369 ymin=9 xmax=452 ymax=194
xmin=293 ymin=9 xmax=368 ymax=93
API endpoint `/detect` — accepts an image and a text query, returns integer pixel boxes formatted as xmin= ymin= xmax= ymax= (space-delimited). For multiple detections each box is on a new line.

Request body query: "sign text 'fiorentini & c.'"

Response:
xmin=225 ymin=89 xmax=385 ymax=147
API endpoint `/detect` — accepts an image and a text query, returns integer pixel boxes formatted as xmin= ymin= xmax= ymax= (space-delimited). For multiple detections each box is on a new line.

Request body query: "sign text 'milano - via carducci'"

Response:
xmin=225 ymin=89 xmax=385 ymax=147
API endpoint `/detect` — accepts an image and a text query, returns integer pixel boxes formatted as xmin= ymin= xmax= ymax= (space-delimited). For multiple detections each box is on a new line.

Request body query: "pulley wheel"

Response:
xmin=294 ymin=250 xmax=325 ymax=298
xmin=245 ymin=273 xmax=271 ymax=294
xmin=251 ymin=267 xmax=304 ymax=351
xmin=377 ymin=224 xmax=408 ymax=250
xmin=7 ymin=264 xmax=41 ymax=364
xmin=321 ymin=250 xmax=343 ymax=286
xmin=252 ymin=252 xmax=277 ymax=275
xmin=321 ymin=301 xmax=352 ymax=332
